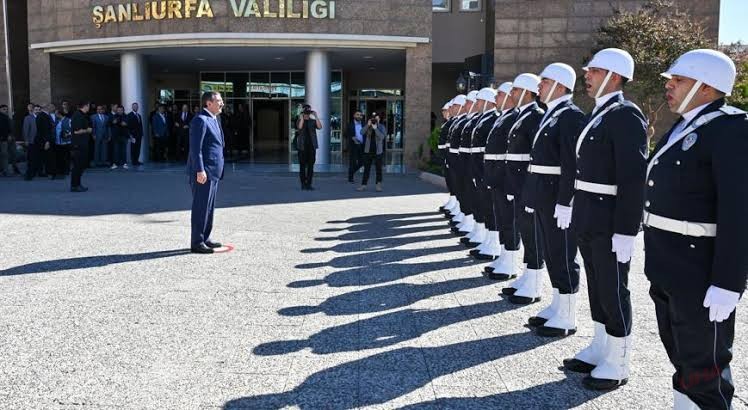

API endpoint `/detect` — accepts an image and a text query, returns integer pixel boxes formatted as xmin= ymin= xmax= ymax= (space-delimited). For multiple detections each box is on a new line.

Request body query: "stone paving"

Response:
xmin=0 ymin=167 xmax=746 ymax=409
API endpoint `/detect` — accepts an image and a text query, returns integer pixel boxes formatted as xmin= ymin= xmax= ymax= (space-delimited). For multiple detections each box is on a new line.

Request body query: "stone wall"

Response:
xmin=405 ymin=42 xmax=432 ymax=169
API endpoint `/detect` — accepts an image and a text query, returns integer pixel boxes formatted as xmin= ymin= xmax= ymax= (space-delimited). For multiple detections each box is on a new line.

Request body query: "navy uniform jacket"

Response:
xmin=188 ymin=109 xmax=225 ymax=182
xmin=459 ymin=112 xmax=488 ymax=180
xmin=644 ymin=99 xmax=748 ymax=293
xmin=505 ymin=103 xmax=544 ymax=198
xmin=572 ymin=93 xmax=648 ymax=236
xmin=470 ymin=110 xmax=499 ymax=184
xmin=439 ymin=116 xmax=458 ymax=166
xmin=522 ymin=99 xmax=585 ymax=210
xmin=447 ymin=114 xmax=470 ymax=172
xmin=483 ymin=109 xmax=518 ymax=191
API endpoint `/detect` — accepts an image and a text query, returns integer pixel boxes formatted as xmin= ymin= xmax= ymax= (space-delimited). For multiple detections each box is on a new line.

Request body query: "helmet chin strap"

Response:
xmin=518 ymin=90 xmax=527 ymax=108
xmin=544 ymin=81 xmax=558 ymax=104
xmin=500 ymin=93 xmax=509 ymax=111
xmin=595 ymin=70 xmax=614 ymax=99
xmin=677 ymin=80 xmax=703 ymax=115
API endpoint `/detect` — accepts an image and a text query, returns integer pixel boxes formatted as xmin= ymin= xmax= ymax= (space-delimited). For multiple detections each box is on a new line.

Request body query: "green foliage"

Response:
xmin=721 ymin=43 xmax=748 ymax=111
xmin=592 ymin=0 xmax=712 ymax=136
xmin=428 ymin=126 xmax=440 ymax=152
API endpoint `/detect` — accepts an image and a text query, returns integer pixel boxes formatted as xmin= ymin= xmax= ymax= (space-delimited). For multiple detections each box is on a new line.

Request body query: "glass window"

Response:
xmin=330 ymin=97 xmax=342 ymax=152
xmin=459 ymin=0 xmax=480 ymax=11
xmin=432 ymin=0 xmax=449 ymax=12
xmin=331 ymin=71 xmax=342 ymax=97
xmin=226 ymin=72 xmax=249 ymax=99
xmin=271 ymin=72 xmax=290 ymax=98
xmin=250 ymin=72 xmax=271 ymax=98
xmin=200 ymin=72 xmax=225 ymax=94
xmin=290 ymin=72 xmax=305 ymax=98
xmin=158 ymin=89 xmax=174 ymax=105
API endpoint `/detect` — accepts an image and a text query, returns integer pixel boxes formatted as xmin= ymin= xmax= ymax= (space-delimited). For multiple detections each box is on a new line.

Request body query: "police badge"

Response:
xmin=682 ymin=133 xmax=698 ymax=151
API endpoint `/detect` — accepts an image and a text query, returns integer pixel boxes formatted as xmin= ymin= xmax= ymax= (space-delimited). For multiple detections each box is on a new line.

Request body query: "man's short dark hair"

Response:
xmin=202 ymin=91 xmax=220 ymax=107
xmin=78 ymin=101 xmax=90 ymax=109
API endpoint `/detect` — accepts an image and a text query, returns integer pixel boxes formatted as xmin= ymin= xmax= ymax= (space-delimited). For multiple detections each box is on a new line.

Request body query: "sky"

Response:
xmin=719 ymin=0 xmax=747 ymax=44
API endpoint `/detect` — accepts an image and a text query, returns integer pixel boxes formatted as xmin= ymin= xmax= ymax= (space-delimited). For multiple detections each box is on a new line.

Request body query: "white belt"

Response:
xmin=574 ymin=179 xmax=618 ymax=195
xmin=643 ymin=211 xmax=717 ymax=238
xmin=449 ymin=148 xmax=459 ymax=154
xmin=459 ymin=147 xmax=471 ymax=153
xmin=528 ymin=165 xmax=561 ymax=175
xmin=469 ymin=147 xmax=485 ymax=153
xmin=484 ymin=154 xmax=507 ymax=161
xmin=505 ymin=153 xmax=531 ymax=162
xmin=438 ymin=144 xmax=449 ymax=149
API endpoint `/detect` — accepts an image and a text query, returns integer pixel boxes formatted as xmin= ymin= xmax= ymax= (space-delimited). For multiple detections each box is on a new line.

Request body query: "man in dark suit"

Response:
xmin=35 ymin=104 xmax=56 ymax=179
xmin=346 ymin=111 xmax=364 ymax=183
xmin=174 ymin=104 xmax=192 ymax=161
xmin=127 ymin=102 xmax=144 ymax=166
xmin=70 ymin=101 xmax=93 ymax=192
xmin=151 ymin=104 xmax=170 ymax=162
xmin=188 ymin=92 xmax=225 ymax=254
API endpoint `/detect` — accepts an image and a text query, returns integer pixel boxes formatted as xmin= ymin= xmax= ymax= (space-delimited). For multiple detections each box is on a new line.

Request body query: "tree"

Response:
xmin=590 ymin=0 xmax=712 ymax=139
xmin=721 ymin=42 xmax=748 ymax=111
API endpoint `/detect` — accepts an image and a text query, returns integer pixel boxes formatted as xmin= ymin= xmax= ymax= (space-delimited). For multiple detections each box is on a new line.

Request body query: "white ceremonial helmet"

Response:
xmin=661 ymin=49 xmax=736 ymax=114
xmin=496 ymin=82 xmax=513 ymax=111
xmin=477 ymin=87 xmax=498 ymax=103
xmin=511 ymin=73 xmax=541 ymax=106
xmin=583 ymin=48 xmax=635 ymax=98
xmin=442 ymin=100 xmax=452 ymax=110
xmin=466 ymin=90 xmax=480 ymax=103
xmin=539 ymin=63 xmax=576 ymax=103
xmin=452 ymin=94 xmax=467 ymax=106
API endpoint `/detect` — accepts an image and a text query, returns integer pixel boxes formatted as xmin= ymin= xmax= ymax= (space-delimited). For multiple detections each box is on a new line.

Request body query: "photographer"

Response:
xmin=295 ymin=104 xmax=322 ymax=190
xmin=356 ymin=113 xmax=386 ymax=192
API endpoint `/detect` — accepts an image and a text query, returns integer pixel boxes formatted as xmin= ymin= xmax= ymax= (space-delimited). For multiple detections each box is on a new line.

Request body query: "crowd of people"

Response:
xmin=436 ymin=47 xmax=746 ymax=409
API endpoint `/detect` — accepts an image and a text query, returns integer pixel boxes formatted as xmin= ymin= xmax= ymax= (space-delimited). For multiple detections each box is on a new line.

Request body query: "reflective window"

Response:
xmin=250 ymin=72 xmax=271 ymax=98
xmin=432 ymin=0 xmax=449 ymax=12
xmin=290 ymin=72 xmax=305 ymax=98
xmin=271 ymin=72 xmax=290 ymax=98
xmin=226 ymin=72 xmax=249 ymax=99
xmin=460 ymin=0 xmax=480 ymax=11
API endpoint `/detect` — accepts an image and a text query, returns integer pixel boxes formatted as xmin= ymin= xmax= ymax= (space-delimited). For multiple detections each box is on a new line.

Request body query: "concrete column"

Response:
xmin=305 ymin=50 xmax=330 ymax=165
xmin=120 ymin=52 xmax=148 ymax=164
xmin=405 ymin=43 xmax=432 ymax=170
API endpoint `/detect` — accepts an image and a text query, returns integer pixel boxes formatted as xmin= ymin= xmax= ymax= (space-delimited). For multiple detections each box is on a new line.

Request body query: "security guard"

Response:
xmin=451 ymin=90 xmax=481 ymax=236
xmin=439 ymin=98 xmax=457 ymax=215
xmin=522 ymin=63 xmax=585 ymax=337
xmin=645 ymin=49 xmax=747 ymax=409
xmin=446 ymin=94 xmax=471 ymax=227
xmin=483 ymin=83 xmax=522 ymax=280
xmin=474 ymin=82 xmax=516 ymax=261
xmin=462 ymin=87 xmax=499 ymax=248
xmin=500 ymin=73 xmax=547 ymax=305
xmin=561 ymin=48 xmax=648 ymax=391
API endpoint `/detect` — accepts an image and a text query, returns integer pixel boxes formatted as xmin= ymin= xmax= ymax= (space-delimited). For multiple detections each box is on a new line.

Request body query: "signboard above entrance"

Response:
xmin=92 ymin=0 xmax=337 ymax=29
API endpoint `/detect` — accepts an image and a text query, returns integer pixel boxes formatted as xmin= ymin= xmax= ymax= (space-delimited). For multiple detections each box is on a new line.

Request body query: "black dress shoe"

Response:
xmin=484 ymin=266 xmax=495 ymax=274
xmin=527 ymin=316 xmax=549 ymax=327
xmin=448 ymin=220 xmax=459 ymax=227
xmin=474 ymin=253 xmax=495 ymax=261
xmin=508 ymin=294 xmax=541 ymax=305
xmin=191 ymin=243 xmax=215 ymax=254
xmin=582 ymin=375 xmax=627 ymax=391
xmin=536 ymin=325 xmax=576 ymax=337
xmin=466 ymin=241 xmax=481 ymax=248
xmin=460 ymin=237 xmax=471 ymax=244
xmin=70 ymin=186 xmax=88 ymax=192
xmin=501 ymin=286 xmax=518 ymax=295
xmin=205 ymin=241 xmax=222 ymax=249
xmin=562 ymin=358 xmax=596 ymax=374
xmin=486 ymin=272 xmax=514 ymax=280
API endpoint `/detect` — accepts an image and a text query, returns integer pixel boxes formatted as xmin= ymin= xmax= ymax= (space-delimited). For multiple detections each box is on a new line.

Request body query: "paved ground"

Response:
xmin=0 ymin=167 xmax=746 ymax=409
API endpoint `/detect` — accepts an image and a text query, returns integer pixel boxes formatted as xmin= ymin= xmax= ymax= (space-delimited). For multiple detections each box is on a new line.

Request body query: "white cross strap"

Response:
xmin=575 ymin=102 xmax=622 ymax=156
xmin=507 ymin=109 xmax=539 ymax=140
xmin=532 ymin=106 xmax=571 ymax=148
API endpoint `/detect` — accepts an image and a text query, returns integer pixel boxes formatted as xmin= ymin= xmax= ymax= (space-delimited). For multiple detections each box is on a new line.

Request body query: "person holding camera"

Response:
xmin=356 ymin=113 xmax=387 ymax=192
xmin=295 ymin=104 xmax=322 ymax=190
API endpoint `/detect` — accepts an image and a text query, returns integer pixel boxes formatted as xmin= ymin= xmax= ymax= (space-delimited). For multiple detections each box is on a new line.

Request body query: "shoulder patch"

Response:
xmin=720 ymin=105 xmax=747 ymax=116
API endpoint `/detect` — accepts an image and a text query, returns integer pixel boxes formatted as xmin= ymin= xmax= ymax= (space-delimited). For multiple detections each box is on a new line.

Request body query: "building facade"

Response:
xmin=0 ymin=0 xmax=719 ymax=168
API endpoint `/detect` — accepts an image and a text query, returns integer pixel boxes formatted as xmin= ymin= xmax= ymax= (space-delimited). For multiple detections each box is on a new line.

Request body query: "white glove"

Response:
xmin=554 ymin=204 xmax=573 ymax=230
xmin=524 ymin=207 xmax=534 ymax=213
xmin=703 ymin=285 xmax=740 ymax=322
xmin=472 ymin=178 xmax=477 ymax=187
xmin=611 ymin=233 xmax=636 ymax=264
xmin=506 ymin=195 xmax=514 ymax=201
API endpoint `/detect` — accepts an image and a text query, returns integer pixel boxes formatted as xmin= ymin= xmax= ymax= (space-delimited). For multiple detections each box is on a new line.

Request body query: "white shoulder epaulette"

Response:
xmin=719 ymin=105 xmax=747 ymax=116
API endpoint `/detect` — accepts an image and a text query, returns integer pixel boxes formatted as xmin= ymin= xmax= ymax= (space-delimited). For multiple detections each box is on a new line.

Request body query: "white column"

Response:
xmin=120 ymin=52 xmax=148 ymax=164
xmin=305 ymin=50 xmax=330 ymax=165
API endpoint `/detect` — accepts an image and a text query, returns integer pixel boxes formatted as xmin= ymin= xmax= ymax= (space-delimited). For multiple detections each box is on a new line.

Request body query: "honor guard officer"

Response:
xmin=439 ymin=98 xmax=459 ymax=215
xmin=462 ymin=87 xmax=499 ymax=248
xmin=562 ymin=48 xmax=648 ymax=391
xmin=483 ymin=82 xmax=522 ymax=279
xmin=645 ymin=49 xmax=747 ymax=409
xmin=475 ymin=82 xmax=516 ymax=262
xmin=500 ymin=73 xmax=547 ymax=305
xmin=445 ymin=95 xmax=469 ymax=225
xmin=451 ymin=90 xmax=481 ymax=236
xmin=522 ymin=63 xmax=585 ymax=337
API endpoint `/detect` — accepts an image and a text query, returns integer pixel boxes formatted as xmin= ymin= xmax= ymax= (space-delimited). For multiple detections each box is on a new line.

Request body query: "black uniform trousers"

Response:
xmin=474 ymin=182 xmax=492 ymax=225
xmin=499 ymin=190 xmax=544 ymax=269
xmin=536 ymin=202 xmax=580 ymax=294
xmin=70 ymin=139 xmax=89 ymax=188
xmin=444 ymin=152 xmax=457 ymax=197
xmin=577 ymin=231 xmax=632 ymax=338
xmin=298 ymin=147 xmax=316 ymax=188
xmin=645 ymin=228 xmax=735 ymax=409
xmin=447 ymin=153 xmax=464 ymax=210
xmin=459 ymin=156 xmax=475 ymax=217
